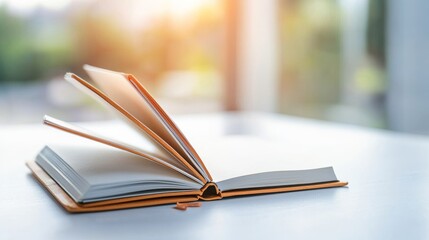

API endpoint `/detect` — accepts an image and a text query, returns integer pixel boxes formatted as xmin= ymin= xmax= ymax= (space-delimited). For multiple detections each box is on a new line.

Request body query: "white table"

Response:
xmin=1 ymin=112 xmax=428 ymax=239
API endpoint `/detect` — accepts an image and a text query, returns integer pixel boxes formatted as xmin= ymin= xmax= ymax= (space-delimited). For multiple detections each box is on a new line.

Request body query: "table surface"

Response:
xmin=1 ymin=112 xmax=429 ymax=240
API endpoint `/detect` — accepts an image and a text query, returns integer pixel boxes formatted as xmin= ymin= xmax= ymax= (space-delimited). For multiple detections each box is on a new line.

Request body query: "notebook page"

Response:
xmin=64 ymin=73 xmax=205 ymax=183
xmin=43 ymin=115 xmax=203 ymax=185
xmin=48 ymin=144 xmax=203 ymax=189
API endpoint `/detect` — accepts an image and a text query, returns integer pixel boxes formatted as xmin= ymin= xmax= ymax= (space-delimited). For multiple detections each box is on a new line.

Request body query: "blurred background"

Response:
xmin=0 ymin=0 xmax=427 ymax=135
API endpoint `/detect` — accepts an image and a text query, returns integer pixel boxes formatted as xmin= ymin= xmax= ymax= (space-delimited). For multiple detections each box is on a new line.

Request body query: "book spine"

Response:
xmin=198 ymin=182 xmax=222 ymax=200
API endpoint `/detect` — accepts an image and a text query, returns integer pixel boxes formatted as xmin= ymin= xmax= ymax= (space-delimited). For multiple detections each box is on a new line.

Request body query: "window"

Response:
xmin=0 ymin=0 xmax=225 ymax=123
xmin=278 ymin=0 xmax=387 ymax=128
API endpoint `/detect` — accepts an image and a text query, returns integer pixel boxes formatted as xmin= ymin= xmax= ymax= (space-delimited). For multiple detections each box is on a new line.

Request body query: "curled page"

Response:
xmin=43 ymin=115 xmax=203 ymax=185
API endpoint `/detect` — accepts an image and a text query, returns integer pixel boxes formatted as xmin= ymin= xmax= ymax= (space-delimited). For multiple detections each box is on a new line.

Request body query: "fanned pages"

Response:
xmin=83 ymin=65 xmax=210 ymax=181
xmin=63 ymin=73 xmax=206 ymax=183
xmin=127 ymin=74 xmax=213 ymax=180
xmin=27 ymin=65 xmax=348 ymax=213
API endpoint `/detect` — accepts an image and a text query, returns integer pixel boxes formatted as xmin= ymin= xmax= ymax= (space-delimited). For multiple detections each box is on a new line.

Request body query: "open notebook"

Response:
xmin=27 ymin=65 xmax=348 ymax=212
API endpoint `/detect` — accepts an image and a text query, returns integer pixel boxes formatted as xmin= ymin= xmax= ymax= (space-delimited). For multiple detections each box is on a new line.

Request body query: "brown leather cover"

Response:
xmin=220 ymin=181 xmax=348 ymax=198
xmin=27 ymin=160 xmax=347 ymax=213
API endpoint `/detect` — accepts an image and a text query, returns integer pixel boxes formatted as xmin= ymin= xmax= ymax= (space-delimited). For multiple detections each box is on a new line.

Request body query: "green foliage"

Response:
xmin=279 ymin=0 xmax=341 ymax=118
xmin=0 ymin=2 xmax=222 ymax=88
xmin=0 ymin=6 xmax=76 ymax=84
